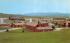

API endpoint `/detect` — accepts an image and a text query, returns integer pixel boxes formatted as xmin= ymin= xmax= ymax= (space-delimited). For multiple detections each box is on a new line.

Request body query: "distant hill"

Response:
xmin=24 ymin=13 xmax=70 ymax=17
xmin=0 ymin=13 xmax=38 ymax=18
xmin=0 ymin=13 xmax=70 ymax=18
xmin=0 ymin=13 xmax=15 ymax=18
xmin=0 ymin=13 xmax=24 ymax=18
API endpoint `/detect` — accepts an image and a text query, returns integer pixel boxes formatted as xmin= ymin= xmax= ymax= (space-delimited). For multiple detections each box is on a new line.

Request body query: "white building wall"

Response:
xmin=0 ymin=18 xmax=8 ymax=24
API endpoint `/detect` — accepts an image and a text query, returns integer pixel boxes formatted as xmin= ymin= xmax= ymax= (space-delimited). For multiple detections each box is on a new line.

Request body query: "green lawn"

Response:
xmin=0 ymin=29 xmax=70 ymax=43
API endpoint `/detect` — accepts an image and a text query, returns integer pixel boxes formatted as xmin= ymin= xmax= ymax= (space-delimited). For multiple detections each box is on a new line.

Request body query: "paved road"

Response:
xmin=0 ymin=28 xmax=21 ymax=32
xmin=0 ymin=30 xmax=6 ymax=32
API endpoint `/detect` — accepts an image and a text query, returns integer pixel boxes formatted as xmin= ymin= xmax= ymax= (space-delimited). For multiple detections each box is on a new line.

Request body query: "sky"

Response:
xmin=0 ymin=0 xmax=70 ymax=14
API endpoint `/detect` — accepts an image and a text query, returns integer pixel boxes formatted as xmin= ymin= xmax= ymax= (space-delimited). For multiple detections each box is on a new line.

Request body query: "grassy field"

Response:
xmin=0 ymin=29 xmax=70 ymax=43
